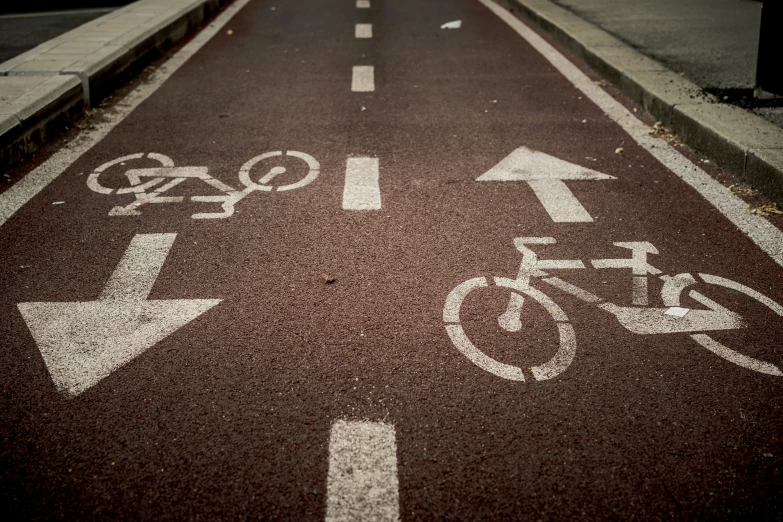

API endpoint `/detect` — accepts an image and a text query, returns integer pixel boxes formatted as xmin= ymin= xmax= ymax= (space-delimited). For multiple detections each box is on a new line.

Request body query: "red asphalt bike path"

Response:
xmin=0 ymin=0 xmax=781 ymax=519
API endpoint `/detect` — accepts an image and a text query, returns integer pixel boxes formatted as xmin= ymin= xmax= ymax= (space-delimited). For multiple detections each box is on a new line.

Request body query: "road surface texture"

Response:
xmin=1 ymin=0 xmax=782 ymax=520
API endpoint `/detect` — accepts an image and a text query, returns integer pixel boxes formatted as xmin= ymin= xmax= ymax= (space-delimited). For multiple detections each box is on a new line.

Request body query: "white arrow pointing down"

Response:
xmin=18 ymin=234 xmax=221 ymax=398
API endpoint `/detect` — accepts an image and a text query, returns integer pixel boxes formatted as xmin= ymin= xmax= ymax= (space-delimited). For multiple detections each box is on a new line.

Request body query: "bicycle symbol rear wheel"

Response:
xmin=443 ymin=276 xmax=576 ymax=382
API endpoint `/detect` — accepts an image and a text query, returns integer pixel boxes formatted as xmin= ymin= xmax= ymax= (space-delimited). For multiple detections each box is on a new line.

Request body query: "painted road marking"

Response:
xmin=355 ymin=23 xmax=372 ymax=39
xmin=87 ymin=151 xmax=320 ymax=219
xmin=479 ymin=0 xmax=783 ymax=267
xmin=591 ymin=242 xmax=661 ymax=306
xmin=326 ymin=420 xmax=399 ymax=522
xmin=351 ymin=66 xmax=375 ymax=92
xmin=343 ymin=157 xmax=381 ymax=210
xmin=356 ymin=0 xmax=370 ymax=8
xmin=0 ymin=0 xmax=253 ymax=229
xmin=477 ymin=146 xmax=615 ymax=222
xmin=17 ymin=234 xmax=221 ymax=397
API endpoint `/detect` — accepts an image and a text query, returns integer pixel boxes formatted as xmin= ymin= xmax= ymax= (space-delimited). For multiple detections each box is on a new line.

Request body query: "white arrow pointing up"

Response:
xmin=477 ymin=146 xmax=615 ymax=222
xmin=17 ymin=234 xmax=221 ymax=398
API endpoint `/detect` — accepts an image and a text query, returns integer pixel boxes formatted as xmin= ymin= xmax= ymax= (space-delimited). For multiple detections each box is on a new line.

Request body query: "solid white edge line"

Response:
xmin=478 ymin=0 xmax=783 ymax=268
xmin=0 ymin=0 xmax=254 ymax=229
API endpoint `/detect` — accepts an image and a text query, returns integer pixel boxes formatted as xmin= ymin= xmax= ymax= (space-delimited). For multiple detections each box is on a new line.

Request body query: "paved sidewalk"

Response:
xmin=0 ymin=0 xmax=229 ymax=172
xmin=0 ymin=8 xmax=134 ymax=64
xmin=549 ymin=0 xmax=782 ymax=127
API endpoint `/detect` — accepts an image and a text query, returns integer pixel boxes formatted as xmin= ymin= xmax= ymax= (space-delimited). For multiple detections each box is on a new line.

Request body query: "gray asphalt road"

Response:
xmin=0 ymin=9 xmax=116 ymax=63
xmin=1 ymin=0 xmax=782 ymax=519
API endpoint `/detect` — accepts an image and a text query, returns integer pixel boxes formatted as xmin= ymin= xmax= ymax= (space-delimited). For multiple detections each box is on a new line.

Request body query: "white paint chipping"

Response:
xmin=351 ymin=65 xmax=375 ymax=92
xmin=356 ymin=0 xmax=370 ymax=8
xmin=477 ymin=146 xmax=615 ymax=222
xmin=17 ymin=233 xmax=221 ymax=397
xmin=479 ymin=0 xmax=783 ymax=268
xmin=440 ymin=20 xmax=462 ymax=29
xmin=343 ymin=157 xmax=381 ymax=210
xmin=355 ymin=23 xmax=372 ymax=39
xmin=665 ymin=307 xmax=689 ymax=317
xmin=326 ymin=420 xmax=400 ymax=522
xmin=0 ymin=0 xmax=254 ymax=229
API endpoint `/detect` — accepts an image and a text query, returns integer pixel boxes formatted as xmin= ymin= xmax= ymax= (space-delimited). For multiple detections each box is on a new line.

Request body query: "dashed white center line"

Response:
xmin=343 ymin=157 xmax=381 ymax=210
xmin=356 ymin=0 xmax=370 ymax=8
xmin=351 ymin=65 xmax=375 ymax=92
xmin=355 ymin=23 xmax=372 ymax=39
xmin=325 ymin=420 xmax=399 ymax=522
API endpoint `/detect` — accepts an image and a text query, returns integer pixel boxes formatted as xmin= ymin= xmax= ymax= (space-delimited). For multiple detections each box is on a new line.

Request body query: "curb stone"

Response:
xmin=509 ymin=0 xmax=783 ymax=204
xmin=0 ymin=0 xmax=232 ymax=172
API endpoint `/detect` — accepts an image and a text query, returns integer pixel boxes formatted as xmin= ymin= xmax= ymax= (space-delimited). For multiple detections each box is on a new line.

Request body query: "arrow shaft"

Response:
xmin=99 ymin=233 xmax=176 ymax=301
xmin=526 ymin=179 xmax=593 ymax=223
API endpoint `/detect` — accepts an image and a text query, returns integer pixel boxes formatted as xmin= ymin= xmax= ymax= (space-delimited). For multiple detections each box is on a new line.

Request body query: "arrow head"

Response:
xmin=18 ymin=298 xmax=220 ymax=397
xmin=476 ymin=146 xmax=616 ymax=181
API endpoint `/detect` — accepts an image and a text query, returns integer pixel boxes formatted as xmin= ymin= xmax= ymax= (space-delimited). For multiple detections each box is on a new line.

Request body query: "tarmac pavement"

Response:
xmin=1 ymin=0 xmax=782 ymax=519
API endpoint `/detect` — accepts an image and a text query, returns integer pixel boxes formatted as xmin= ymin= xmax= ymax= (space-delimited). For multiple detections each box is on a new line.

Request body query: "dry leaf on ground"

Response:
xmin=750 ymin=203 xmax=783 ymax=215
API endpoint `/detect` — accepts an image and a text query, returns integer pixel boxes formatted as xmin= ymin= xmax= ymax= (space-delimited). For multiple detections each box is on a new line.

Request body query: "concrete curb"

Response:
xmin=510 ymin=0 xmax=783 ymax=203
xmin=0 ymin=0 xmax=232 ymax=172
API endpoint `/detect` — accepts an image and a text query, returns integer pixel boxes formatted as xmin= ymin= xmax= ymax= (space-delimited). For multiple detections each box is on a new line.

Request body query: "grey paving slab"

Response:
xmin=550 ymin=0 xmax=761 ymax=90
xmin=512 ymin=0 xmax=783 ymax=204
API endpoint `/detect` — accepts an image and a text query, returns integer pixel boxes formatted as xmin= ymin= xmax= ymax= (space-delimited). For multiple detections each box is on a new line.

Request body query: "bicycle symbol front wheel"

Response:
xmin=238 ymin=150 xmax=320 ymax=192
xmin=443 ymin=276 xmax=576 ymax=382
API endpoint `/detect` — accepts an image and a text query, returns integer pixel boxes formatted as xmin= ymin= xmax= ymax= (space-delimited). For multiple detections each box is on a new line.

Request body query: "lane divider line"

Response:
xmin=343 ymin=157 xmax=381 ymax=210
xmin=351 ymin=65 xmax=375 ymax=92
xmin=0 ymin=0 xmax=254 ymax=229
xmin=479 ymin=0 xmax=783 ymax=268
xmin=356 ymin=0 xmax=371 ymax=8
xmin=325 ymin=420 xmax=400 ymax=522
xmin=355 ymin=23 xmax=373 ymax=39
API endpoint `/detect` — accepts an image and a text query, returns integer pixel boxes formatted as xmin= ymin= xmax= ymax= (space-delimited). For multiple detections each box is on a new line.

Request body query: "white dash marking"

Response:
xmin=356 ymin=0 xmax=370 ymax=8
xmin=343 ymin=157 xmax=381 ymax=210
xmin=326 ymin=420 xmax=400 ymax=522
xmin=479 ymin=0 xmax=783 ymax=268
xmin=351 ymin=66 xmax=375 ymax=92
xmin=355 ymin=23 xmax=372 ymax=39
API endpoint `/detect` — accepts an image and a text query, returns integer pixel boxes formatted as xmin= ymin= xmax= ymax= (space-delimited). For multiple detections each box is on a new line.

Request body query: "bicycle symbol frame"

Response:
xmin=87 ymin=151 xmax=319 ymax=219
xmin=444 ymin=237 xmax=783 ymax=382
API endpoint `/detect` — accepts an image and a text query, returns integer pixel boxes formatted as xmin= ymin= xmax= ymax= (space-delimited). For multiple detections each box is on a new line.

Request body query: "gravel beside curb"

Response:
xmin=510 ymin=0 xmax=783 ymax=203
xmin=0 ymin=0 xmax=231 ymax=172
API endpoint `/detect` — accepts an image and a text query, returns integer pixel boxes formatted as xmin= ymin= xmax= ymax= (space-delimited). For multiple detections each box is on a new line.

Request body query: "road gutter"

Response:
xmin=0 ymin=0 xmax=233 ymax=172
xmin=507 ymin=0 xmax=783 ymax=204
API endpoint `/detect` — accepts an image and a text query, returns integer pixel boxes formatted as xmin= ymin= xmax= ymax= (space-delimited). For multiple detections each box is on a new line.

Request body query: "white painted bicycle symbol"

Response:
xmin=444 ymin=237 xmax=783 ymax=381
xmin=87 ymin=151 xmax=319 ymax=219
